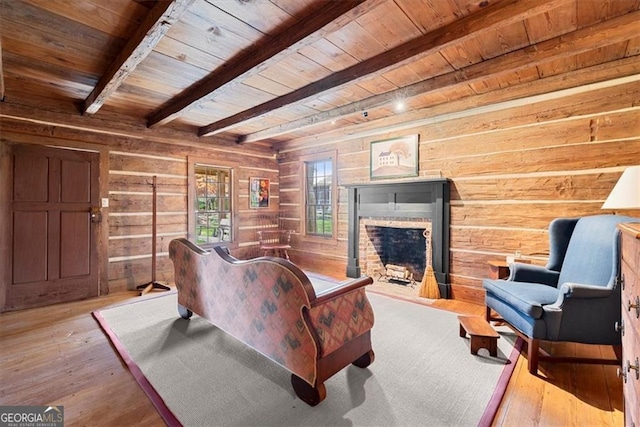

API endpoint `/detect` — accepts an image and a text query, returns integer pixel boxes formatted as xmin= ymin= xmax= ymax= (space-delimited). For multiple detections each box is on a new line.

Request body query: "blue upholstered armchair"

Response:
xmin=483 ymin=214 xmax=637 ymax=374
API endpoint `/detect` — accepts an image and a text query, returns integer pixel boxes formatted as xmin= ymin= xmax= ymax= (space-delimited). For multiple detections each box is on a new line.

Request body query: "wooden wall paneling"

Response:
xmin=451 ymin=172 xmax=624 ymax=202
xmin=288 ymin=247 xmax=349 ymax=281
xmin=1 ymin=117 xmax=278 ymax=294
xmin=109 ymin=152 xmax=187 ymax=176
xmin=107 ymin=257 xmax=174 ymax=293
xmin=0 ymin=142 xmax=11 ymax=308
xmin=108 ymin=192 xmax=186 ymax=212
xmin=278 ymin=76 xmax=640 ymax=305
xmin=278 ymin=189 xmax=300 ymax=208
xmin=336 ymin=168 xmax=369 ymax=185
xmin=108 ymin=212 xmax=186 ymax=232
xmin=108 ymin=235 xmax=175 ymax=261
xmin=108 ymin=174 xmax=186 ymax=195
xmin=449 ymin=227 xmax=549 ymax=259
xmin=450 ymin=202 xmax=610 ymax=228
xmin=416 ymin=90 xmax=640 ymax=179
xmin=107 ymin=151 xmax=188 ymax=290
xmin=427 ymin=140 xmax=640 ymax=178
xmin=108 ymin=218 xmax=186 ymax=239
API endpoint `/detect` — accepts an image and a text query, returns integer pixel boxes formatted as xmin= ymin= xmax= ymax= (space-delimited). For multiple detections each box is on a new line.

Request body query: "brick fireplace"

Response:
xmin=345 ymin=179 xmax=450 ymax=298
xmin=360 ymin=218 xmax=431 ymax=284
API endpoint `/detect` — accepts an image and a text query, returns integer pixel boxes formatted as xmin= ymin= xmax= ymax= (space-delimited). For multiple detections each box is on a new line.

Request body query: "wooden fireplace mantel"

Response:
xmin=345 ymin=179 xmax=451 ymax=298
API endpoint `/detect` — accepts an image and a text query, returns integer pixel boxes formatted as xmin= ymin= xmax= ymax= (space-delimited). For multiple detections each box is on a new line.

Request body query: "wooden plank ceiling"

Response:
xmin=1 ymin=0 xmax=639 ymax=148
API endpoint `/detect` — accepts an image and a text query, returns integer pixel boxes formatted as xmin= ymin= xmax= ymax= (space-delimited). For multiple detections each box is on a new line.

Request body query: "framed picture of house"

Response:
xmin=249 ymin=177 xmax=270 ymax=208
xmin=370 ymin=134 xmax=419 ymax=179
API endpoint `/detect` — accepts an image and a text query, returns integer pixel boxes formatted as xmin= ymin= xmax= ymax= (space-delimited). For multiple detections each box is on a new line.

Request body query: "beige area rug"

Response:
xmin=94 ymin=291 xmax=520 ymax=427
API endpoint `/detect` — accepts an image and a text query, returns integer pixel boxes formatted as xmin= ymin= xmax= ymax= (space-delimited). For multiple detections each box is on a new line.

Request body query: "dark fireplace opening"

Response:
xmin=365 ymin=226 xmax=426 ymax=283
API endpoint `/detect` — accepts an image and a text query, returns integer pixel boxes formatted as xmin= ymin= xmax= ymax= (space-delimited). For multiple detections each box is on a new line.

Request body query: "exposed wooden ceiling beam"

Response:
xmin=198 ymin=0 xmax=572 ymax=138
xmin=239 ymin=9 xmax=640 ymax=143
xmin=82 ymin=0 xmax=195 ymax=115
xmin=146 ymin=0 xmax=374 ymax=128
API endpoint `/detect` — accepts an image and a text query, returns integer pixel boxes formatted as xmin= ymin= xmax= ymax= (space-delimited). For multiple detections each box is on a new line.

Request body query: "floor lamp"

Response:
xmin=138 ymin=175 xmax=171 ymax=295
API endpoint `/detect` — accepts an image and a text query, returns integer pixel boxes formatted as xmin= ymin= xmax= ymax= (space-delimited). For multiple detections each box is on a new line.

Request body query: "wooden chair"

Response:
xmin=258 ymin=229 xmax=292 ymax=260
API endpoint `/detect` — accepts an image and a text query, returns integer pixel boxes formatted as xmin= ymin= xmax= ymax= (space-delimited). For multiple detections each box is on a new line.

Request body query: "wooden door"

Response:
xmin=8 ymin=144 xmax=100 ymax=310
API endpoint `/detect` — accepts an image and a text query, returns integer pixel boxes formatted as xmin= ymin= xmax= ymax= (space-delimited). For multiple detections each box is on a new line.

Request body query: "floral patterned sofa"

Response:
xmin=168 ymin=238 xmax=375 ymax=406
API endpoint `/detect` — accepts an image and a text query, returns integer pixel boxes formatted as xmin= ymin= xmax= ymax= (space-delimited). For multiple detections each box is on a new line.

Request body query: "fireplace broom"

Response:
xmin=419 ymin=229 xmax=440 ymax=299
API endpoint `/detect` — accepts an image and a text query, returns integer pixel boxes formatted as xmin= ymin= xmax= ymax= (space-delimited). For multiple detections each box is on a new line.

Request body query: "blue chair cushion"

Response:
xmin=483 ymin=279 xmax=559 ymax=319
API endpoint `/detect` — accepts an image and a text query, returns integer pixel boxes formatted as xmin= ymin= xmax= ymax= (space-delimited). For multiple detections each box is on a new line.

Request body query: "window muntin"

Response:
xmin=194 ymin=164 xmax=232 ymax=245
xmin=305 ymin=159 xmax=333 ymax=237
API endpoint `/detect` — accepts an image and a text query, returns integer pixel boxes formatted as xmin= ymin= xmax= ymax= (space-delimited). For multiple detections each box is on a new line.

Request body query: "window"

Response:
xmin=304 ymin=156 xmax=335 ymax=237
xmin=193 ymin=164 xmax=232 ymax=245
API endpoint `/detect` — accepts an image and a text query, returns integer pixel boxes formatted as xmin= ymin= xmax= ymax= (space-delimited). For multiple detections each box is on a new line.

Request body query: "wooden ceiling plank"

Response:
xmin=239 ymin=9 xmax=640 ymax=143
xmin=82 ymin=0 xmax=195 ymax=115
xmin=199 ymin=0 xmax=573 ymax=138
xmin=21 ymin=0 xmax=150 ymax=39
xmin=146 ymin=0 xmax=372 ymax=128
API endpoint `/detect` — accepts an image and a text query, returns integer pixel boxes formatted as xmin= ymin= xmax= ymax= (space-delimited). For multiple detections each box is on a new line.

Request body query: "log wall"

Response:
xmin=0 ymin=121 xmax=278 ymax=294
xmin=277 ymin=78 xmax=640 ymax=304
xmin=1 ymin=77 xmax=638 ymax=303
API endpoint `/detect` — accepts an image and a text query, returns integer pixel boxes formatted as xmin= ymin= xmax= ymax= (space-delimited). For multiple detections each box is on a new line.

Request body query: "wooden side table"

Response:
xmin=488 ymin=260 xmax=510 ymax=279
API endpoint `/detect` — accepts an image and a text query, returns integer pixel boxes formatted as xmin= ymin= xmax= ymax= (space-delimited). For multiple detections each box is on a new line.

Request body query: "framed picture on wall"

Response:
xmin=370 ymin=134 xmax=419 ymax=179
xmin=249 ymin=177 xmax=270 ymax=208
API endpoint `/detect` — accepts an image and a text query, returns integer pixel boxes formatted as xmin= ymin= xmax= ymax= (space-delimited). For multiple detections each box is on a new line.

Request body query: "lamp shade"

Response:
xmin=602 ymin=165 xmax=640 ymax=209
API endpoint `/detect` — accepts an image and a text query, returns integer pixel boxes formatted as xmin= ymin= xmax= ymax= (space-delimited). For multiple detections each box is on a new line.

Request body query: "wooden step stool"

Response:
xmin=458 ymin=315 xmax=500 ymax=357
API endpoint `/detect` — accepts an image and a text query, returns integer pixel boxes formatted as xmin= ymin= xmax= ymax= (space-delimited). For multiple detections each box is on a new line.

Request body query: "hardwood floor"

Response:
xmin=430 ymin=299 xmax=624 ymax=427
xmin=0 ymin=288 xmax=623 ymax=426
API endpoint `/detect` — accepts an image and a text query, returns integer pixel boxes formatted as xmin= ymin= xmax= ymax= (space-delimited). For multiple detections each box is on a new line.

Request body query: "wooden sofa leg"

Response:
xmin=291 ymin=374 xmax=326 ymax=406
xmin=527 ymin=338 xmax=540 ymax=374
xmin=177 ymin=304 xmax=192 ymax=319
xmin=352 ymin=349 xmax=375 ymax=368
xmin=485 ymin=306 xmax=492 ymax=322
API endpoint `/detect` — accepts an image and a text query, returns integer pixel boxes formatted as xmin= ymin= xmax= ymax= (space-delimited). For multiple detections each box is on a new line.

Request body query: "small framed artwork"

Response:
xmin=249 ymin=177 xmax=270 ymax=208
xmin=370 ymin=134 xmax=419 ymax=180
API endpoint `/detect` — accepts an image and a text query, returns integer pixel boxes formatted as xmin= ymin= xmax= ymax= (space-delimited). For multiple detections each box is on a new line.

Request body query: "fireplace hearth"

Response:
xmin=345 ymin=179 xmax=450 ymax=298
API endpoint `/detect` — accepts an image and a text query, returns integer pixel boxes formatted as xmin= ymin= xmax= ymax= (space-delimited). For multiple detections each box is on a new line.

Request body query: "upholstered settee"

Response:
xmin=168 ymin=238 xmax=375 ymax=406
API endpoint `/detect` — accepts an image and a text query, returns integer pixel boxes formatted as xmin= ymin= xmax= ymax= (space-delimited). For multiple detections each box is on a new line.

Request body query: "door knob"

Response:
xmin=90 ymin=207 xmax=102 ymax=223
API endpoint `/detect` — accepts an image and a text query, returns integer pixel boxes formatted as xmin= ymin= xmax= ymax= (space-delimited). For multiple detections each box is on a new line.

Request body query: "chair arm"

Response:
xmin=312 ymin=276 xmax=373 ymax=306
xmin=543 ymin=282 xmax=620 ymax=342
xmin=509 ymin=262 xmax=560 ymax=286
xmin=546 ymin=282 xmax=615 ymax=311
xmin=557 ymin=282 xmax=615 ymax=300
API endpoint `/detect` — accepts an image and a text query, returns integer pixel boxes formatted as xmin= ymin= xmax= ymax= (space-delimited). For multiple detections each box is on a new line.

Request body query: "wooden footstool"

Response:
xmin=458 ymin=315 xmax=500 ymax=357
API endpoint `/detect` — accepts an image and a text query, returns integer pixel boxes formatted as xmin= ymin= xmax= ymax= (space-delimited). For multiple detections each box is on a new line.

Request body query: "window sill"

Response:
xmin=299 ymin=234 xmax=339 ymax=246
